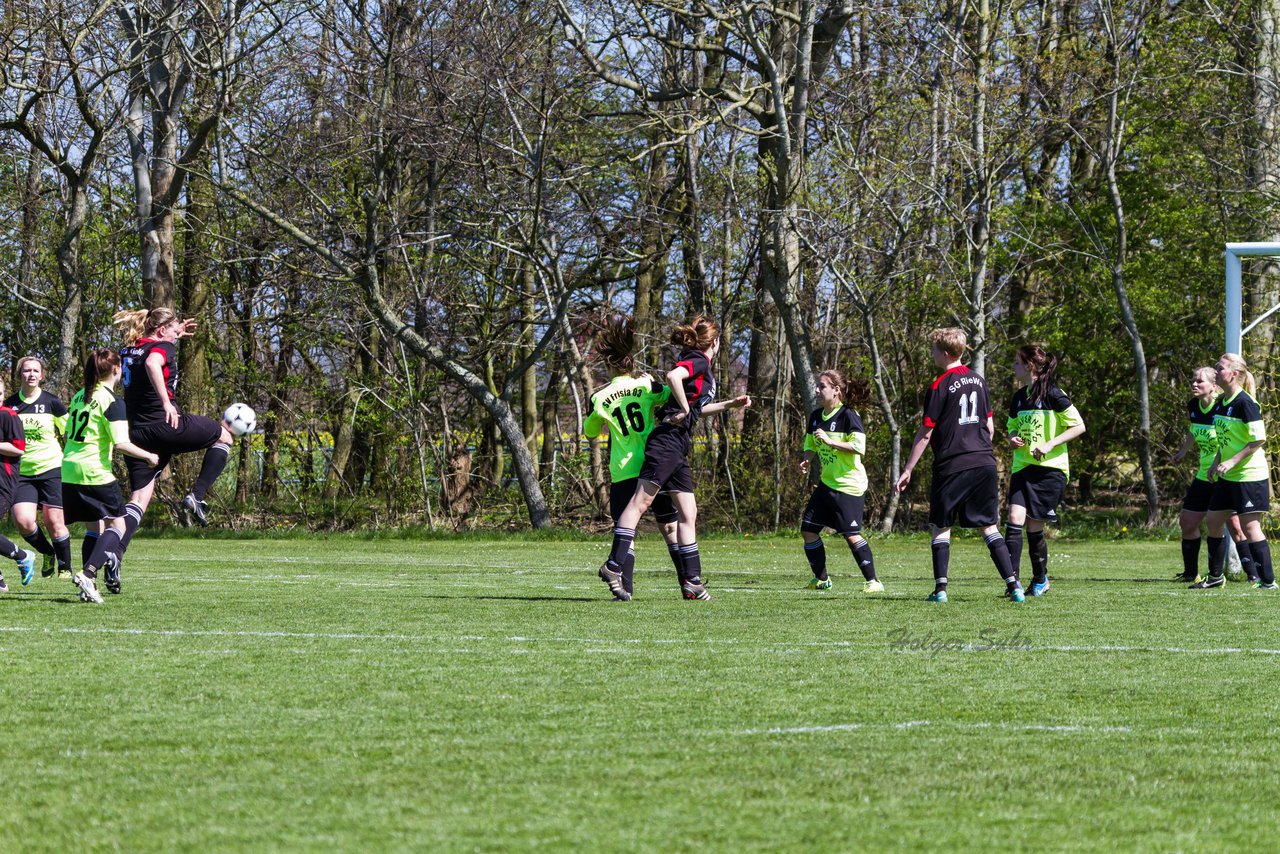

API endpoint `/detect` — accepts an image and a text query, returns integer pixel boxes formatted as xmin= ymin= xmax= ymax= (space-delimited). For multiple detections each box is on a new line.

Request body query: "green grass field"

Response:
xmin=2 ymin=533 xmax=1276 ymax=852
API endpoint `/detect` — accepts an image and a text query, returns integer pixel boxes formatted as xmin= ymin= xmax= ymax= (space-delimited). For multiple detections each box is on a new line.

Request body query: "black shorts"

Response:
xmin=1007 ymin=466 xmax=1066 ymax=523
xmin=13 ymin=469 xmax=62 ymax=509
xmin=62 ymin=482 xmax=127 ymax=523
xmin=127 ymin=414 xmax=224 ymax=490
xmin=929 ymin=465 xmax=999 ymax=529
xmin=0 ymin=475 xmax=14 ymax=517
xmin=1208 ymin=479 xmax=1270 ymax=515
xmin=637 ymin=425 xmax=694 ymax=494
xmin=610 ymin=478 xmax=679 ymax=524
xmin=1182 ymin=478 xmax=1214 ymax=514
xmin=801 ymin=483 xmax=865 ymax=537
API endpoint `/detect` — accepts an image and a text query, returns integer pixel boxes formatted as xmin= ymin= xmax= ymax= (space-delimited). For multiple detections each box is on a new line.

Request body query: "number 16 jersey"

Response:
xmin=923 ymin=364 xmax=995 ymax=475
xmin=584 ymin=375 xmax=671 ymax=482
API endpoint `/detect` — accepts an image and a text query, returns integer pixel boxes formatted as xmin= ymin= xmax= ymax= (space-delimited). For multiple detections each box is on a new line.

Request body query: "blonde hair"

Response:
xmin=15 ymin=356 xmax=45 ymax=385
xmin=112 ymin=307 xmax=180 ymax=342
xmin=1220 ymin=353 xmax=1257 ymax=396
xmin=929 ymin=327 xmax=968 ymax=358
xmin=671 ymin=315 xmax=720 ymax=352
xmin=1192 ymin=366 xmax=1220 ymax=394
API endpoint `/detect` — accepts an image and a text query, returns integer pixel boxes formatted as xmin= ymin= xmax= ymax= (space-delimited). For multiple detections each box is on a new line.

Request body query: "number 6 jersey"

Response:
xmin=923 ymin=364 xmax=996 ymax=475
xmin=584 ymin=375 xmax=671 ymax=482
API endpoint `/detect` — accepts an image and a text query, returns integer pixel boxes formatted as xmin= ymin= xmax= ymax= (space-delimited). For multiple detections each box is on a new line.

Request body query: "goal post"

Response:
xmin=1225 ymin=242 xmax=1280 ymax=353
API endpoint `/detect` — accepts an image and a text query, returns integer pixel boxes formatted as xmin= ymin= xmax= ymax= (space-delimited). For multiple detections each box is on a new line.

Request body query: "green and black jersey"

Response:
xmin=61 ymin=385 xmax=129 ymax=487
xmin=1186 ymin=396 xmax=1219 ymax=483
xmin=1214 ymin=390 xmax=1268 ymax=483
xmin=2 ymin=390 xmax=66 ymax=477
xmin=804 ymin=405 xmax=868 ymax=496
xmin=1007 ymin=385 xmax=1084 ymax=477
xmin=584 ymin=375 xmax=671 ymax=482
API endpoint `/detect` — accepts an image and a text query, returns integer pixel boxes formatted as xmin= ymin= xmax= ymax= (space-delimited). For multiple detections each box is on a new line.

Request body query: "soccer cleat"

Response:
xmin=681 ymin=577 xmax=711 ymax=600
xmin=1173 ymin=571 xmax=1200 ymax=584
xmin=103 ymin=555 xmax=122 ymax=595
xmin=862 ymin=579 xmax=885 ymax=594
xmin=597 ymin=563 xmax=630 ymax=601
xmin=806 ymin=577 xmax=832 ymax=591
xmin=73 ymin=572 xmax=103 ymax=604
xmin=0 ymin=573 xmax=7 ymax=593
xmin=1189 ymin=575 xmax=1225 ymax=590
xmin=1008 ymin=585 xmax=1026 ymax=603
xmin=17 ymin=550 xmax=36 ymax=586
xmin=1027 ymin=579 xmax=1050 ymax=597
xmin=181 ymin=493 xmax=211 ymax=527
xmin=1253 ymin=581 xmax=1279 ymax=590
xmin=57 ymin=567 xmax=72 ymax=580
xmin=40 ymin=553 xmax=55 ymax=578
xmin=925 ymin=589 xmax=947 ymax=604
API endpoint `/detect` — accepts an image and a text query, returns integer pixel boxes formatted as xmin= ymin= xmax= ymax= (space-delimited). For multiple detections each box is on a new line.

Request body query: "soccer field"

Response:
xmin=3 ymin=534 xmax=1276 ymax=852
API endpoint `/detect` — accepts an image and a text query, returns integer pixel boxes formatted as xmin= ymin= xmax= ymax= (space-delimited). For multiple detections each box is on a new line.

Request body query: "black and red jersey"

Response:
xmin=120 ymin=338 xmax=179 ymax=424
xmin=656 ymin=349 xmax=717 ymax=432
xmin=0 ymin=406 xmax=25 ymax=483
xmin=922 ymin=365 xmax=995 ymax=475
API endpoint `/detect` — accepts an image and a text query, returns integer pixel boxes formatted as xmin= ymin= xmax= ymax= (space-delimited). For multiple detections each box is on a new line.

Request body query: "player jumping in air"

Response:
xmin=599 ymin=316 xmax=749 ymax=601
xmin=894 ymin=328 xmax=1022 ymax=604
xmin=799 ymin=368 xmax=882 ymax=594
xmin=4 ymin=356 xmax=72 ymax=579
xmin=1005 ymin=345 xmax=1086 ymax=596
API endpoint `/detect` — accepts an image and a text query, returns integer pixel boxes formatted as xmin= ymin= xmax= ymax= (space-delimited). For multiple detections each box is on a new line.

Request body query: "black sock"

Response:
xmin=82 ymin=532 xmax=100 ymax=567
xmin=850 ymin=539 xmax=876 ymax=581
xmin=86 ymin=528 xmax=124 ymax=575
xmin=1181 ymin=538 xmax=1202 ymax=577
xmin=804 ymin=539 xmax=827 ymax=581
xmin=621 ymin=548 xmax=635 ymax=595
xmin=120 ymin=503 xmax=143 ymax=550
xmin=191 ymin=443 xmax=231 ymax=501
xmin=1252 ymin=540 xmax=1274 ymax=585
xmin=931 ymin=537 xmax=950 ymax=590
xmin=667 ymin=542 xmax=684 ymax=581
xmin=1027 ymin=530 xmax=1048 ymax=584
xmin=53 ymin=535 xmax=71 ymax=572
xmin=0 ymin=536 xmax=20 ymax=560
xmin=681 ymin=543 xmax=702 ymax=582
xmin=1206 ymin=536 xmax=1227 ymax=577
xmin=606 ymin=526 xmax=635 ymax=570
xmin=985 ymin=531 xmax=1018 ymax=586
xmin=22 ymin=527 xmax=54 ymax=556
xmin=1235 ymin=539 xmax=1258 ymax=581
xmin=1005 ymin=523 xmax=1024 ymax=577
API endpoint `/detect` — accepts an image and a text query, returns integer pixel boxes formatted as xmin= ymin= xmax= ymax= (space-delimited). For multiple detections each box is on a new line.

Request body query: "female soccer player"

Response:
xmin=1192 ymin=353 xmax=1275 ymax=590
xmin=1172 ymin=367 xmax=1252 ymax=583
xmin=64 ymin=350 xmax=160 ymax=603
xmin=1004 ymin=345 xmax=1086 ymax=596
xmin=0 ymin=375 xmax=38 ymax=591
xmin=799 ymin=369 xmax=881 ymax=593
xmin=599 ymin=316 xmax=749 ymax=601
xmin=114 ymin=308 xmax=235 ymax=545
xmin=4 ymin=356 xmax=71 ymax=578
xmin=583 ymin=316 xmax=682 ymax=599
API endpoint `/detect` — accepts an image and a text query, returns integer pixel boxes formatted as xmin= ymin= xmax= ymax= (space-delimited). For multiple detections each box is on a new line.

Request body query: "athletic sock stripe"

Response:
xmin=985 ymin=533 xmax=1004 ymax=544
xmin=804 ymin=541 xmax=824 ymax=550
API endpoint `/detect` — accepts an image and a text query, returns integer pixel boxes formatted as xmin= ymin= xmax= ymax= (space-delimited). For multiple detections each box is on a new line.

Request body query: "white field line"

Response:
xmin=738 ymin=720 xmax=1141 ymax=736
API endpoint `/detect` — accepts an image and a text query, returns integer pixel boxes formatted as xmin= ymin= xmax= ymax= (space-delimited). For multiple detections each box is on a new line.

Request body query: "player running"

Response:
xmin=4 ymin=356 xmax=72 ymax=579
xmin=894 ymin=327 xmax=1022 ymax=604
xmin=584 ymin=316 xmax=682 ymax=599
xmin=1191 ymin=353 xmax=1275 ymax=590
xmin=1172 ymin=367 xmax=1252 ymax=583
xmin=0 ymin=375 xmax=38 ymax=591
xmin=799 ymin=368 xmax=882 ymax=594
xmin=599 ymin=316 xmax=749 ymax=601
xmin=63 ymin=350 xmax=161 ymax=602
xmin=114 ymin=308 xmax=236 ymax=546
xmin=1004 ymin=345 xmax=1086 ymax=596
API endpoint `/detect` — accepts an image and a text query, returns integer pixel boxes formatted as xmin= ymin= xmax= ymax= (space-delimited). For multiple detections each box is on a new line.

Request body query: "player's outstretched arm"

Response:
xmin=895 ymin=426 xmax=933 ymax=494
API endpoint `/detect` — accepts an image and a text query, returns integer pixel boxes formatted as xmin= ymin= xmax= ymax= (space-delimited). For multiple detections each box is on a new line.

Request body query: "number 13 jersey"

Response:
xmin=585 ymin=375 xmax=671 ymax=482
xmin=923 ymin=365 xmax=995 ymax=475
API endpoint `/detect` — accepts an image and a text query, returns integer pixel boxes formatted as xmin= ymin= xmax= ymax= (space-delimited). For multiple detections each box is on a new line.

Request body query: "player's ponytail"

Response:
xmin=818 ymin=368 xmax=871 ymax=409
xmin=670 ymin=315 xmax=719 ymax=352
xmin=83 ymin=349 xmax=121 ymax=398
xmin=1019 ymin=344 xmax=1060 ymax=405
xmin=112 ymin=307 xmax=179 ymax=342
xmin=596 ymin=315 xmax=637 ymax=376
xmin=1220 ymin=353 xmax=1257 ymax=396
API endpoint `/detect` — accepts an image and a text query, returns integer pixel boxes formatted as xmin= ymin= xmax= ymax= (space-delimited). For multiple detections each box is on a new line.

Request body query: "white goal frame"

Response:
xmin=1225 ymin=242 xmax=1280 ymax=353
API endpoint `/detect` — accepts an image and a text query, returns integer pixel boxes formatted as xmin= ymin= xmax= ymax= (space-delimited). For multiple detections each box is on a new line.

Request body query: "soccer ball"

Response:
xmin=223 ymin=403 xmax=257 ymax=436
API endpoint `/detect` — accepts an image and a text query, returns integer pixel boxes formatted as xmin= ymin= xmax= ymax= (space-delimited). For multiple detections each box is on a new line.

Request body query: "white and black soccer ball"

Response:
xmin=223 ymin=403 xmax=257 ymax=436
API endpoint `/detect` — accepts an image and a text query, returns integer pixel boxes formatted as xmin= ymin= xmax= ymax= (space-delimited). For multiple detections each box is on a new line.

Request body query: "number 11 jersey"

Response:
xmin=584 ymin=375 xmax=671 ymax=482
xmin=923 ymin=365 xmax=995 ymax=475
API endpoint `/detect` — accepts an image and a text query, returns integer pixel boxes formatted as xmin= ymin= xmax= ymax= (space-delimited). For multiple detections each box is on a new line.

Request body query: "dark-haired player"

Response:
xmin=894 ymin=327 xmax=1022 ymax=604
